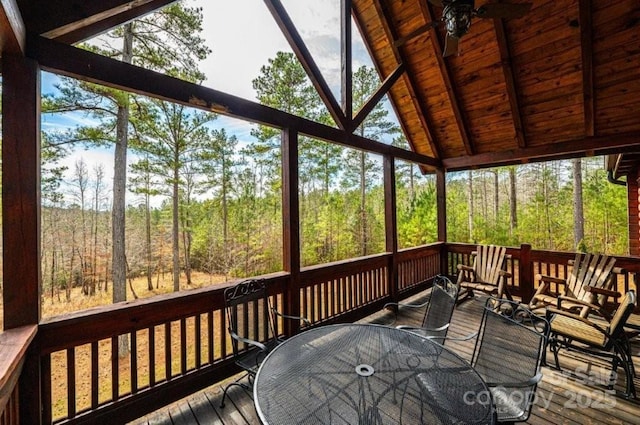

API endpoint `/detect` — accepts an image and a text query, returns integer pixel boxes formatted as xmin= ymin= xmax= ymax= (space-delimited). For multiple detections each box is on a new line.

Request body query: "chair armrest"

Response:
xmin=229 ymin=330 xmax=268 ymax=352
xmin=557 ymin=295 xmax=602 ymax=311
xmin=486 ymin=372 xmax=543 ymax=389
xmin=586 ymin=286 xmax=621 ymax=300
xmin=439 ymin=331 xmax=478 ymax=342
xmin=272 ymin=309 xmax=311 ymax=327
xmin=498 ymin=270 xmax=512 ymax=278
xmin=535 ymin=274 xmax=566 ymax=285
xmin=457 ymin=264 xmax=475 ymax=272
xmin=384 ymin=300 xmax=430 ymax=310
xmin=397 ymin=323 xmax=449 ymax=333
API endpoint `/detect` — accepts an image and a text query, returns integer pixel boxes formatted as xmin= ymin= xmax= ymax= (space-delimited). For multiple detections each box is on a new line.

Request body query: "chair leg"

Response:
xmin=220 ymin=374 xmax=253 ymax=408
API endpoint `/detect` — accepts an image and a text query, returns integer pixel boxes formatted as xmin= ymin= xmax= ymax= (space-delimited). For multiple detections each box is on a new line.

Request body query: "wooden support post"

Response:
xmin=436 ymin=169 xmax=448 ymax=275
xmin=519 ymin=243 xmax=533 ymax=303
xmin=628 ymin=170 xmax=639 ymax=257
xmin=282 ymin=128 xmax=301 ymax=336
xmin=2 ymin=54 xmax=42 ymax=424
xmin=384 ymin=155 xmax=398 ymax=303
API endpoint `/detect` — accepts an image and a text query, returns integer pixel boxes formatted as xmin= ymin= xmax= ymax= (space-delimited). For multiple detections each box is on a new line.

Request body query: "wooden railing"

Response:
xmin=31 ymin=243 xmax=441 ymax=424
xmin=17 ymin=242 xmax=640 ymax=424
xmin=0 ymin=325 xmax=37 ymax=425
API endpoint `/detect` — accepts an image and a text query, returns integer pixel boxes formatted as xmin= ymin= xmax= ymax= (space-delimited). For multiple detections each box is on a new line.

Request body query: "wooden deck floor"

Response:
xmin=129 ymin=290 xmax=640 ymax=425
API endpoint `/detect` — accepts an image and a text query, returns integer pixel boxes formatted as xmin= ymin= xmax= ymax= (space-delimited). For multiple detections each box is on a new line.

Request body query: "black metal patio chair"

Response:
xmin=384 ymin=275 xmax=458 ymax=342
xmin=219 ymin=278 xmax=310 ymax=408
xmin=470 ymin=298 xmax=549 ymax=424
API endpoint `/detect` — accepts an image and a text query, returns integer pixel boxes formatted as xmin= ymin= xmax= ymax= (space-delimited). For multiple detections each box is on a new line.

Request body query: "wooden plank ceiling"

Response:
xmin=352 ymin=0 xmax=640 ymax=170
xmin=5 ymin=0 xmax=640 ymax=171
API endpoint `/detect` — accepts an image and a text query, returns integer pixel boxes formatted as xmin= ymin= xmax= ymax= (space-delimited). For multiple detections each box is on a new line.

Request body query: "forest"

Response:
xmin=11 ymin=4 xmax=629 ymax=318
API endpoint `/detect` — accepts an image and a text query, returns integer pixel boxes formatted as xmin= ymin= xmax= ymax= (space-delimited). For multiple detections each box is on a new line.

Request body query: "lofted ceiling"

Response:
xmin=352 ymin=0 xmax=640 ymax=170
xmin=1 ymin=0 xmax=639 ymax=172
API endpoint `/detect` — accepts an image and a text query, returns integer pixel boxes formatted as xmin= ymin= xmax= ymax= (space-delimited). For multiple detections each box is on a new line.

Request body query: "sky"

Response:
xmin=41 ymin=0 xmax=386 ymax=205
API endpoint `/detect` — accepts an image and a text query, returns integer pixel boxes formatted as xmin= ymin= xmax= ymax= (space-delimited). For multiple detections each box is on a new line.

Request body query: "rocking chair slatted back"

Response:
xmin=475 ymin=245 xmax=507 ymax=285
xmin=566 ymin=253 xmax=616 ymax=303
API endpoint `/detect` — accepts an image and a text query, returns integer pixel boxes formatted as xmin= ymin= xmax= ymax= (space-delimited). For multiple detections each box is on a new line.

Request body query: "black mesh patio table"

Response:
xmin=254 ymin=324 xmax=495 ymax=425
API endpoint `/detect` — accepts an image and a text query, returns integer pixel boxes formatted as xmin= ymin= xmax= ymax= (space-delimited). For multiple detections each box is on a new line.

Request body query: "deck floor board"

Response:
xmin=129 ymin=289 xmax=640 ymax=424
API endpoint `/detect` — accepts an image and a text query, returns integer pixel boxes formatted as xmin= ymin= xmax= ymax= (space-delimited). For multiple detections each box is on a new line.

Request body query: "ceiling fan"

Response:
xmin=395 ymin=0 xmax=533 ymax=57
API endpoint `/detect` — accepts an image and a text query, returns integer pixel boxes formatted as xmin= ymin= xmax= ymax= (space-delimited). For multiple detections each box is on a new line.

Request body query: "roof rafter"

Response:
xmin=579 ymin=0 xmax=594 ymax=136
xmin=372 ymin=0 xmax=441 ymax=159
xmin=421 ymin=1 xmax=474 ymax=156
xmin=20 ymin=0 xmax=176 ymax=44
xmin=0 ymin=0 xmax=25 ymax=53
xmin=494 ymin=18 xmax=526 ymax=148
xmin=264 ymin=0 xmax=348 ymax=130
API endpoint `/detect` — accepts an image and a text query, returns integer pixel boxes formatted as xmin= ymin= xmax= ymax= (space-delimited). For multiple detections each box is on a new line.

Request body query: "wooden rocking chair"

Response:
xmin=528 ymin=252 xmax=620 ymax=318
xmin=457 ymin=245 xmax=512 ymax=303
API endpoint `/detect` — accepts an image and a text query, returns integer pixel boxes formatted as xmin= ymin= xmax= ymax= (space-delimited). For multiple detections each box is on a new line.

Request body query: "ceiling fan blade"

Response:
xmin=475 ymin=3 xmax=532 ymax=19
xmin=443 ymin=35 xmax=459 ymax=57
xmin=394 ymin=21 xmax=440 ymax=48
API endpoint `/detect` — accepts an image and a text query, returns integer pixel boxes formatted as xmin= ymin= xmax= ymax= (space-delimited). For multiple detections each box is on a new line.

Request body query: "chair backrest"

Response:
xmin=607 ymin=290 xmax=636 ymax=344
xmin=224 ymin=279 xmax=277 ymax=356
xmin=473 ymin=245 xmax=507 ymax=284
xmin=421 ymin=275 xmax=457 ymax=339
xmin=565 ymin=253 xmax=616 ymax=306
xmin=471 ymin=298 xmax=549 ymax=423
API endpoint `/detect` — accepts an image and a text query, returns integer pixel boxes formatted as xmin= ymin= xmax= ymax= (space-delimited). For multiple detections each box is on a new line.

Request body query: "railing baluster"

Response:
xmin=149 ymin=326 xmax=156 ymax=387
xmin=67 ymin=348 xmax=75 ymax=418
xmin=111 ymin=337 xmax=118 ymax=401
xmin=180 ymin=319 xmax=187 ymax=375
xmin=164 ymin=323 xmax=171 ymax=381
xmin=91 ymin=341 xmax=99 ymax=408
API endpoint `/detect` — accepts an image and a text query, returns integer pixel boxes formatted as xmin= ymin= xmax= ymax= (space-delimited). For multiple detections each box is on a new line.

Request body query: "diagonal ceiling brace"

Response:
xmin=351 ymin=63 xmax=405 ymax=132
xmin=264 ymin=0 xmax=348 ymax=130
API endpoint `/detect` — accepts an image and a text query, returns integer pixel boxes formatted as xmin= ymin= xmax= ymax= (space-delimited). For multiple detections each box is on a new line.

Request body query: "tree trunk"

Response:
xmin=509 ymin=167 xmax=517 ymax=236
xmin=572 ymin=158 xmax=585 ymax=250
xmin=145 ymin=191 xmax=153 ymax=290
xmin=360 ymin=151 xmax=367 ymax=256
xmin=467 ymin=170 xmax=474 ymax=241
xmin=493 ymin=170 xmax=499 ymax=225
xmin=113 ymin=22 xmax=134 ymax=358
xmin=172 ymin=154 xmax=180 ymax=292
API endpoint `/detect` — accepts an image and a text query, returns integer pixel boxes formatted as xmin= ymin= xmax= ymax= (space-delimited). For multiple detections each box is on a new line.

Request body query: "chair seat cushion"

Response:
xmin=550 ymin=314 xmax=607 ymax=347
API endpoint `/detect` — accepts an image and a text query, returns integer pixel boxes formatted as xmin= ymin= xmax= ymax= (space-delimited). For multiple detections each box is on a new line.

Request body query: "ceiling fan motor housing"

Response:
xmin=443 ymin=0 xmax=475 ymax=39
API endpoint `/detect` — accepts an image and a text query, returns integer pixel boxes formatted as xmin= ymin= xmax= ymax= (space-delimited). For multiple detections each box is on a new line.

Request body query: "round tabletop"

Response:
xmin=254 ymin=323 xmax=495 ymax=425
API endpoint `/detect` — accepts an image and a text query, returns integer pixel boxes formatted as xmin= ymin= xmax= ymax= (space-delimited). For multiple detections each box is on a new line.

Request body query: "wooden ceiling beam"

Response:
xmin=0 ymin=0 xmax=25 ymax=53
xmin=264 ymin=0 xmax=347 ymax=130
xmin=371 ymin=0 xmax=441 ymax=159
xmin=494 ymin=18 xmax=526 ymax=148
xmin=579 ymin=0 xmax=594 ymax=136
xmin=443 ymin=132 xmax=640 ymax=171
xmin=352 ymin=63 xmax=405 ymax=132
xmin=20 ymin=0 xmax=176 ymax=43
xmin=341 ymin=0 xmax=352 ymax=122
xmin=29 ymin=35 xmax=440 ymax=169
xmin=421 ymin=2 xmax=475 ymax=156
